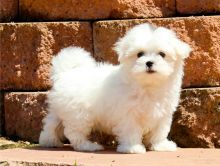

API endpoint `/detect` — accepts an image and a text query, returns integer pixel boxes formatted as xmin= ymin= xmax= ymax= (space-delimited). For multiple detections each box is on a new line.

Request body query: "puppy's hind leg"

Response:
xmin=63 ymin=121 xmax=104 ymax=152
xmin=39 ymin=112 xmax=64 ymax=147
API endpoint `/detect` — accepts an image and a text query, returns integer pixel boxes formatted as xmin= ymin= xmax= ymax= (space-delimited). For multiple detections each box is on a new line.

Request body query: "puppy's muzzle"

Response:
xmin=146 ymin=61 xmax=155 ymax=73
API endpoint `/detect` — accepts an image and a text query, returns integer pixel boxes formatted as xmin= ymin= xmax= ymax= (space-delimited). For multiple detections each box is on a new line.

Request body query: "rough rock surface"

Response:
xmin=19 ymin=0 xmax=175 ymax=21
xmin=0 ymin=0 xmax=18 ymax=22
xmin=0 ymin=92 xmax=3 ymax=135
xmin=0 ymin=22 xmax=93 ymax=90
xmin=93 ymin=16 xmax=220 ymax=88
xmin=1 ymin=17 xmax=219 ymax=90
xmin=170 ymin=88 xmax=220 ymax=148
xmin=4 ymin=92 xmax=47 ymax=142
xmin=4 ymin=88 xmax=220 ymax=148
xmin=177 ymin=0 xmax=220 ymax=15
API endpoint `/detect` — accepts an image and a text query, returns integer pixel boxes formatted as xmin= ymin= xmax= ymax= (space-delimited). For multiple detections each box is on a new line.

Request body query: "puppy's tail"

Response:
xmin=51 ymin=46 xmax=96 ymax=75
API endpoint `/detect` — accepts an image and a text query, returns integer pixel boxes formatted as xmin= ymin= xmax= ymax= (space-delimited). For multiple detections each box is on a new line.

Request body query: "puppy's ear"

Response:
xmin=174 ymin=39 xmax=192 ymax=59
xmin=114 ymin=37 xmax=128 ymax=62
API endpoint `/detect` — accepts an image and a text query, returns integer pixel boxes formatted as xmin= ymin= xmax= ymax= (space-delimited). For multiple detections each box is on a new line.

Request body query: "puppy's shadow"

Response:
xmin=25 ymin=145 xmax=120 ymax=154
xmin=25 ymin=145 xmax=73 ymax=151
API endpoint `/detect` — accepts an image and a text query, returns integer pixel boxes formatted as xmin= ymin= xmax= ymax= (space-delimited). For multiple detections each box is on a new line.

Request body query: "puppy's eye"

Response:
xmin=159 ymin=51 xmax=166 ymax=58
xmin=137 ymin=51 xmax=144 ymax=58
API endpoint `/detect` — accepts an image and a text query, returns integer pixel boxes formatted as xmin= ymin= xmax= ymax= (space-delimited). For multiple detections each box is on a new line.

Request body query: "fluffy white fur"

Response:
xmin=39 ymin=23 xmax=191 ymax=154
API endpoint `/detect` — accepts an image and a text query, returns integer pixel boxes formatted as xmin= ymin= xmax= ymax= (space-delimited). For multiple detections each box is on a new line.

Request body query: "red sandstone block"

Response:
xmin=0 ymin=22 xmax=93 ymax=90
xmin=177 ymin=0 xmax=220 ymax=15
xmin=0 ymin=0 xmax=18 ymax=22
xmin=170 ymin=88 xmax=220 ymax=148
xmin=0 ymin=92 xmax=3 ymax=135
xmin=19 ymin=0 xmax=175 ymax=21
xmin=4 ymin=92 xmax=47 ymax=142
xmin=93 ymin=16 xmax=220 ymax=88
xmin=4 ymin=88 xmax=220 ymax=147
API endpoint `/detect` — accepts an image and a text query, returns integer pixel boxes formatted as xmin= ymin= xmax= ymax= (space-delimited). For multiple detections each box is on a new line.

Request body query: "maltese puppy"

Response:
xmin=39 ymin=23 xmax=191 ymax=153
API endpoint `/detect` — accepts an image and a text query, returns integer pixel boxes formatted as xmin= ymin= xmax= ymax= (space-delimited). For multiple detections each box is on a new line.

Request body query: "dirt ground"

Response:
xmin=0 ymin=145 xmax=220 ymax=166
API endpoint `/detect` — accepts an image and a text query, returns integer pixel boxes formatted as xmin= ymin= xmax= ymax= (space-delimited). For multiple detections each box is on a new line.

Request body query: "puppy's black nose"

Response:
xmin=146 ymin=61 xmax=154 ymax=68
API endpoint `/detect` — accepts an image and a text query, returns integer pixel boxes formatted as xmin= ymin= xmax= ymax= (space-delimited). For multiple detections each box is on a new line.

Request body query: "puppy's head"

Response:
xmin=114 ymin=23 xmax=191 ymax=86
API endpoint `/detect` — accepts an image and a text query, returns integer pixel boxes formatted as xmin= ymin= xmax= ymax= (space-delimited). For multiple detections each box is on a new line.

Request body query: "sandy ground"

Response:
xmin=0 ymin=146 xmax=220 ymax=166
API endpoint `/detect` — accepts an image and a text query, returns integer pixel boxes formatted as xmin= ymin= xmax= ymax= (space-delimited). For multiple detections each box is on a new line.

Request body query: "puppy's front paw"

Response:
xmin=117 ymin=144 xmax=146 ymax=154
xmin=74 ymin=141 xmax=104 ymax=152
xmin=150 ymin=140 xmax=177 ymax=151
xmin=39 ymin=131 xmax=64 ymax=148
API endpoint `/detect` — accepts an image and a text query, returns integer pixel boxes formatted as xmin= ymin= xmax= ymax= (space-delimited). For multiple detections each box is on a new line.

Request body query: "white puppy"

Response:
xmin=39 ymin=23 xmax=191 ymax=154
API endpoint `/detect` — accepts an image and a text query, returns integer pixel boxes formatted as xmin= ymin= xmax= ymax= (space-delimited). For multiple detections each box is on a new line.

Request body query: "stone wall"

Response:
xmin=0 ymin=0 xmax=220 ymax=148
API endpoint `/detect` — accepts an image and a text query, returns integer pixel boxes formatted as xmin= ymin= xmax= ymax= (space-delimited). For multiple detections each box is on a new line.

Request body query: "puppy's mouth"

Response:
xmin=146 ymin=69 xmax=156 ymax=74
